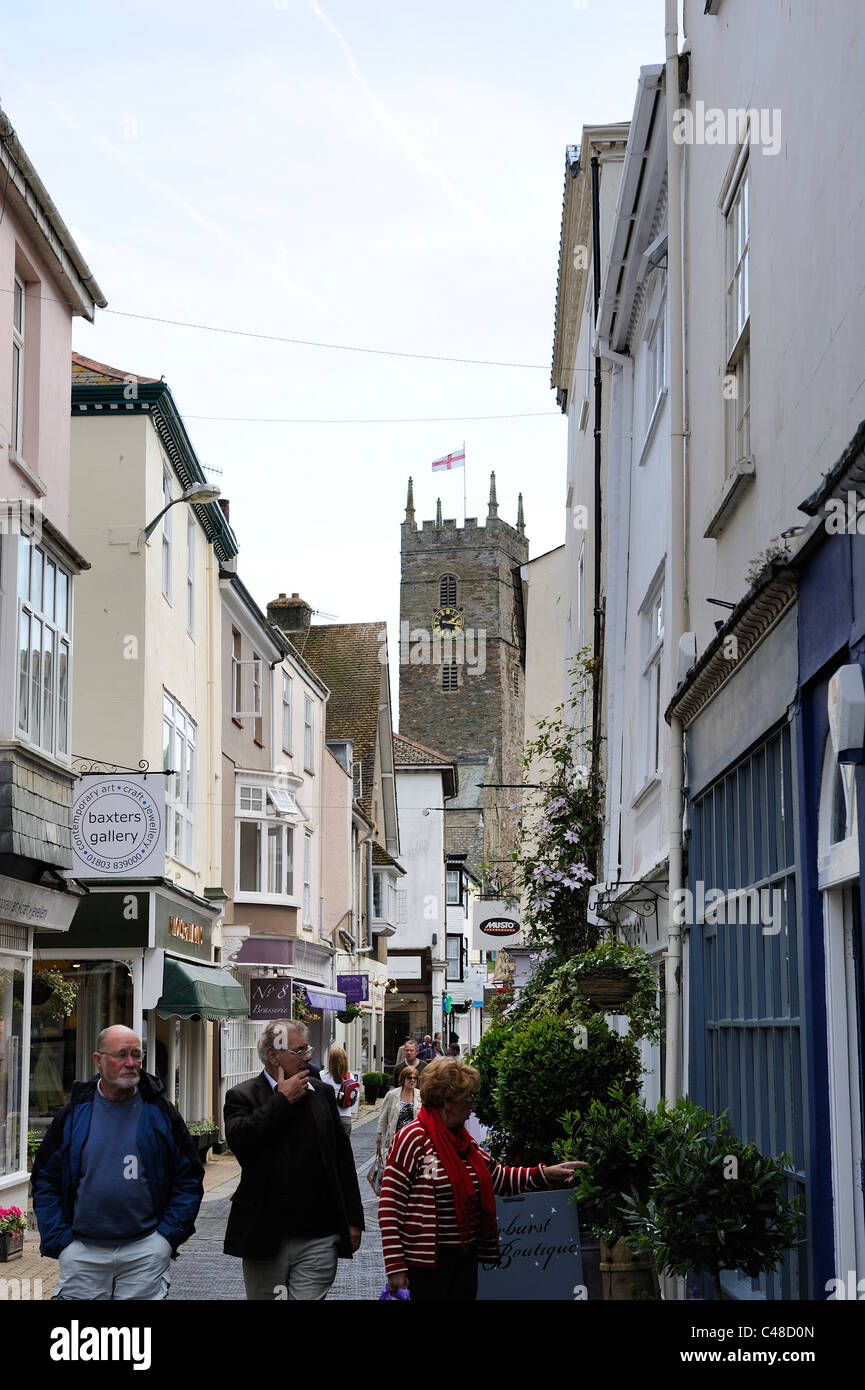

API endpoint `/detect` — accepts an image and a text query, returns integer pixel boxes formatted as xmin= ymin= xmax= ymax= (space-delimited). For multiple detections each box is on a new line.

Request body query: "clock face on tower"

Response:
xmin=433 ymin=606 xmax=464 ymax=633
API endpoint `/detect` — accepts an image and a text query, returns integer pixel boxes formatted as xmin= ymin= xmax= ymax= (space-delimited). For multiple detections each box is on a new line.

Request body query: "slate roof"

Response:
xmin=372 ymin=843 xmax=406 ymax=874
xmin=298 ymin=623 xmax=388 ymax=821
xmin=71 ymin=352 xmax=160 ymax=386
xmin=393 ymin=733 xmax=458 ymax=799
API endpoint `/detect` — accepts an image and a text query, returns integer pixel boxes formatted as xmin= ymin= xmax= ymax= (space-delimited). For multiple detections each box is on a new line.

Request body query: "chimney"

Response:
xmin=268 ymin=592 xmax=312 ymax=637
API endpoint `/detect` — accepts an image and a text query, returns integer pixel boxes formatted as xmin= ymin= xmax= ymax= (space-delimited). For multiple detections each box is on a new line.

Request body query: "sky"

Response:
xmin=2 ymin=0 xmax=666 ymax=707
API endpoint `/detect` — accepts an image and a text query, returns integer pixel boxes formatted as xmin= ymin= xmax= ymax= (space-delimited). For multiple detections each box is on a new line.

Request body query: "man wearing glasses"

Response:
xmin=223 ymin=1019 xmax=364 ymax=1299
xmin=30 ymin=1024 xmax=204 ymax=1299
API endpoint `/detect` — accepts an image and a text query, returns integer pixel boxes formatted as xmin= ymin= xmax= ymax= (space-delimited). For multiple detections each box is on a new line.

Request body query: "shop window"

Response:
xmin=0 ymin=951 xmax=26 ymax=1175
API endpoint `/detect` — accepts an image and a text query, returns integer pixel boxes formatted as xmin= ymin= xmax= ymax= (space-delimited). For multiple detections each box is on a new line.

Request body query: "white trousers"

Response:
xmin=242 ymin=1232 xmax=340 ymax=1301
xmin=54 ymin=1230 xmax=172 ymax=1300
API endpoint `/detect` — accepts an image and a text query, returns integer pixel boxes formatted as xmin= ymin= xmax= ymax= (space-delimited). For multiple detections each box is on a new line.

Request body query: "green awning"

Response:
xmin=156 ymin=957 xmax=248 ymax=1021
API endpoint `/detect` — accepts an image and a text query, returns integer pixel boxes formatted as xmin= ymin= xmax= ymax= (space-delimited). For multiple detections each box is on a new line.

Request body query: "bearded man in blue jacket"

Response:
xmin=31 ymin=1023 xmax=204 ymax=1300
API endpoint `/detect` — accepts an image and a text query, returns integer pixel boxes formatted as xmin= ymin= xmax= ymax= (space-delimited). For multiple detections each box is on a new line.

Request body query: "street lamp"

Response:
xmin=138 ymin=482 xmax=221 ymax=547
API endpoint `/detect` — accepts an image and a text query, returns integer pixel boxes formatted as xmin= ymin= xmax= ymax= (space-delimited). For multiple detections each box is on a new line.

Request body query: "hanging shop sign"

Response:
xmin=472 ymin=899 xmax=522 ymax=951
xmin=249 ymin=976 xmax=295 ymax=1020
xmin=70 ymin=776 xmax=164 ymax=877
xmin=337 ymin=973 xmax=370 ymax=1003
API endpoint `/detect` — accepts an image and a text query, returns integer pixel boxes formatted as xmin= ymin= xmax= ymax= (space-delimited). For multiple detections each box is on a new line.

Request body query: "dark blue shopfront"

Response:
xmin=677 ymin=425 xmax=865 ymax=1301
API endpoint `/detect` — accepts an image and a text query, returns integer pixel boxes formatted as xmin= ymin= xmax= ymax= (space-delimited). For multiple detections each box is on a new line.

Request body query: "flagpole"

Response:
xmin=463 ymin=440 xmax=466 ymax=526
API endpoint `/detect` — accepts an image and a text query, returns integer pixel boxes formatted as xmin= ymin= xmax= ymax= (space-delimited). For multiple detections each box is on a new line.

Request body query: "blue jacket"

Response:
xmin=30 ymin=1071 xmax=204 ymax=1258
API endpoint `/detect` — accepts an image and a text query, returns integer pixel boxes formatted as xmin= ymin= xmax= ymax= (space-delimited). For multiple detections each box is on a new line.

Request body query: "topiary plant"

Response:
xmin=493 ymin=1014 xmax=642 ymax=1162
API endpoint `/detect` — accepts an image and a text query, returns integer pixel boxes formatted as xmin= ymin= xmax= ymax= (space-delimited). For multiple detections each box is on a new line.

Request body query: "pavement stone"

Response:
xmin=167 ymin=1108 xmax=385 ymax=1301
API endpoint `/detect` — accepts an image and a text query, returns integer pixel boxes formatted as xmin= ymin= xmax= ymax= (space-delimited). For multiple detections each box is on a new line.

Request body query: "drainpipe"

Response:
xmin=590 ymin=156 xmax=604 ymax=793
xmin=664 ymin=0 xmax=686 ymax=1105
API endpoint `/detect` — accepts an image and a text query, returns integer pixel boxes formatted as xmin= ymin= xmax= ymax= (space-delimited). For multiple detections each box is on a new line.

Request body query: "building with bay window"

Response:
xmin=28 ymin=355 xmax=247 ymax=1150
xmin=0 ymin=111 xmax=105 ymax=1214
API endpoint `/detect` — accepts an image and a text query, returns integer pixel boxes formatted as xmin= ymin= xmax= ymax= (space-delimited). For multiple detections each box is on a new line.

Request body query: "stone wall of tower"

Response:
xmin=399 ymin=506 xmax=528 ymax=880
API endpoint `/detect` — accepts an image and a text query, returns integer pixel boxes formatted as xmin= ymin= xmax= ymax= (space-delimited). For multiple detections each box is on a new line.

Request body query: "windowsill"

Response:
xmin=0 ymin=1169 xmax=28 ymax=1191
xmin=1 ymin=737 xmax=73 ymax=779
xmin=631 ymin=775 xmax=662 ymax=810
xmin=703 ymin=457 xmax=755 ymax=539
xmin=234 ymin=891 xmax=299 ymax=906
xmin=638 ymin=389 xmax=668 ymax=466
xmin=8 ymin=450 xmax=48 ymax=496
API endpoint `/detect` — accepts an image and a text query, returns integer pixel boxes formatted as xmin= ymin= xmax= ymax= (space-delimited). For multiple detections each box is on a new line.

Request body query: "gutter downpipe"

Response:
xmin=590 ymin=156 xmax=604 ymax=795
xmin=664 ymin=0 xmax=686 ymax=1108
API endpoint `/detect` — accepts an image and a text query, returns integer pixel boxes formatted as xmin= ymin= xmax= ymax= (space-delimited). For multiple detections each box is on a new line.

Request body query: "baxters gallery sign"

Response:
xmin=71 ymin=776 xmax=164 ymax=877
xmin=472 ymin=899 xmax=522 ymax=951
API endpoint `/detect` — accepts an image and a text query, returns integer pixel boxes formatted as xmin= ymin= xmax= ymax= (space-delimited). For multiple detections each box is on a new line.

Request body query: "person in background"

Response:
xmin=375 ymin=1066 xmax=421 ymax=1163
xmin=321 ymin=1045 xmax=361 ymax=1136
xmin=417 ymin=1035 xmax=434 ymax=1060
xmin=446 ymin=1043 xmax=461 ymax=1057
xmin=391 ymin=1038 xmax=426 ymax=1089
xmin=379 ymin=1058 xmax=585 ymax=1301
xmin=392 ymin=1036 xmax=412 ymax=1074
xmin=432 ymin=1033 xmax=444 ymax=1057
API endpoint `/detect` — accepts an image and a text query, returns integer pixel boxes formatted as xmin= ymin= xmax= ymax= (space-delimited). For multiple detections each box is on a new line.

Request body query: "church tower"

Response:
xmin=399 ymin=475 xmax=529 ymax=882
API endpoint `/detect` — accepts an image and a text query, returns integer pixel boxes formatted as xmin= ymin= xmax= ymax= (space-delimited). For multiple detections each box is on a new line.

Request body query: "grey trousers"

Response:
xmin=242 ymin=1232 xmax=340 ymax=1301
xmin=53 ymin=1230 xmax=172 ymax=1300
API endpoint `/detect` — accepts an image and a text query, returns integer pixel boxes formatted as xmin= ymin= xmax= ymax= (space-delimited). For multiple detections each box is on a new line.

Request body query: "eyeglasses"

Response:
xmin=98 ymin=1050 xmax=142 ymax=1062
xmin=279 ymin=1044 xmax=313 ymax=1058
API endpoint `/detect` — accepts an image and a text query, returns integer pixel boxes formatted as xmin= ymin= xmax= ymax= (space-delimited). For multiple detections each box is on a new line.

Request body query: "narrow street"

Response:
xmin=166 ymin=1115 xmax=385 ymax=1301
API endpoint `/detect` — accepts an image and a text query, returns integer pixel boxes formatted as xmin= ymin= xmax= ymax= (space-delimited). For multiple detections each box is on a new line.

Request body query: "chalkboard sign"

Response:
xmin=249 ymin=977 xmax=294 ymax=1020
xmin=476 ymin=1189 xmax=585 ymax=1301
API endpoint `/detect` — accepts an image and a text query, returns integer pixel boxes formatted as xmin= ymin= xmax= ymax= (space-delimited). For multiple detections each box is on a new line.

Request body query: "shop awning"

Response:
xmin=156 ymin=957 xmax=248 ymax=1021
xmin=305 ymin=988 xmax=347 ymax=1011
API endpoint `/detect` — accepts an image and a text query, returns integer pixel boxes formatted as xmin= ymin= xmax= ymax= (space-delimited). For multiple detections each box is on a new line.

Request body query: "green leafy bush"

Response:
xmin=494 ymin=1014 xmax=641 ymax=1162
xmin=621 ymin=1099 xmax=804 ymax=1296
xmin=468 ymin=1025 xmax=512 ymax=1128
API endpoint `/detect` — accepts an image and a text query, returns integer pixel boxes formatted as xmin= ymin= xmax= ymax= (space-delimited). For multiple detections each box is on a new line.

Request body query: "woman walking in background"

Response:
xmin=379 ymin=1058 xmax=584 ymax=1301
xmin=321 ymin=1045 xmax=360 ymax=1137
xmin=375 ymin=1066 xmax=421 ymax=1163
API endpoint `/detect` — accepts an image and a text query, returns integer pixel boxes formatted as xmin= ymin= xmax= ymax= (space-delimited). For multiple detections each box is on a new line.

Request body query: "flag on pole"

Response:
xmin=432 ymin=447 xmax=465 ymax=472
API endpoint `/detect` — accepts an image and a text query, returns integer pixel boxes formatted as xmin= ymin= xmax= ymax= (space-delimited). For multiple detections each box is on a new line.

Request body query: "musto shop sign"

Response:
xmin=71 ymin=777 xmax=165 ymax=876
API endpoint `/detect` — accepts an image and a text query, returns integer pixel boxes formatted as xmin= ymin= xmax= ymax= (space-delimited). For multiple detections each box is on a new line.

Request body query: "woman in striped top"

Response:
xmin=379 ymin=1057 xmax=585 ymax=1300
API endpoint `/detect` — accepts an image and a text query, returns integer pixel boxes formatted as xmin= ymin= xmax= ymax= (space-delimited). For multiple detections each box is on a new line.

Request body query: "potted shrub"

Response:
xmin=186 ymin=1120 xmax=218 ymax=1161
xmin=491 ymin=1014 xmax=641 ymax=1163
xmin=560 ymin=1089 xmax=674 ymax=1299
xmin=362 ymin=1071 xmax=380 ymax=1104
xmin=0 ymin=1206 xmax=26 ymax=1262
xmin=336 ymin=1003 xmax=364 ymax=1024
xmin=621 ymin=1099 xmax=805 ymax=1300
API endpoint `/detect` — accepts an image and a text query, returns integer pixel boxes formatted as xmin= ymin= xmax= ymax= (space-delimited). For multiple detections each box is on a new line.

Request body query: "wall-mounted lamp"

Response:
xmin=138 ymin=482 xmax=221 ymax=548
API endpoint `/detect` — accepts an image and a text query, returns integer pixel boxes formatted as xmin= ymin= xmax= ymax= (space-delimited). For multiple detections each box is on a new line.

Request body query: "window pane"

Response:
xmin=0 ymin=955 xmax=25 ymax=1177
xmin=44 ymin=558 xmax=56 ymax=623
xmin=286 ymin=827 xmax=294 ymax=896
xmin=58 ymin=640 xmax=69 ymax=753
xmin=239 ymin=821 xmax=261 ymax=891
xmin=18 ymin=610 xmax=30 ymax=731
xmin=43 ymin=627 xmax=55 ymax=752
xmin=56 ymin=567 xmax=68 ymax=631
xmin=32 ymin=548 xmax=43 ymax=612
xmin=17 ymin=537 xmax=30 ymax=600
xmin=11 ymin=343 xmax=21 ymax=449
xmin=267 ymin=824 xmax=283 ymax=894
xmin=13 ymin=278 xmax=23 ymax=332
xmin=30 ymin=618 xmax=42 ymax=745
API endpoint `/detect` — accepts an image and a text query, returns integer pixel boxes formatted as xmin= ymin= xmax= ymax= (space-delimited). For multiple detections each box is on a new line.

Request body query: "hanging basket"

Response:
xmin=575 ymin=966 xmax=638 ymax=1009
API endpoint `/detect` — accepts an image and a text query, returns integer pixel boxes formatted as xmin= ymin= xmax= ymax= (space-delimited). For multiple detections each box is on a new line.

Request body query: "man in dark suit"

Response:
xmin=223 ymin=1019 xmax=363 ymax=1300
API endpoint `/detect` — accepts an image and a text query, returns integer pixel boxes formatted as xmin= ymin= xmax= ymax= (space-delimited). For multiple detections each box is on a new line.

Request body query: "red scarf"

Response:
xmin=418 ymin=1104 xmax=498 ymax=1253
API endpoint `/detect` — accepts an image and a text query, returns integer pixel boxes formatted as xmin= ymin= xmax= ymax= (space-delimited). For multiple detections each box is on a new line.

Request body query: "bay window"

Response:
xmin=17 ymin=535 xmax=71 ymax=758
xmin=236 ymin=781 xmax=296 ymax=899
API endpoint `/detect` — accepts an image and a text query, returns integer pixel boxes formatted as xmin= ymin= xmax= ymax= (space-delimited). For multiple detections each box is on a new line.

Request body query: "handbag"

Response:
xmin=367 ymin=1153 xmax=385 ymax=1196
